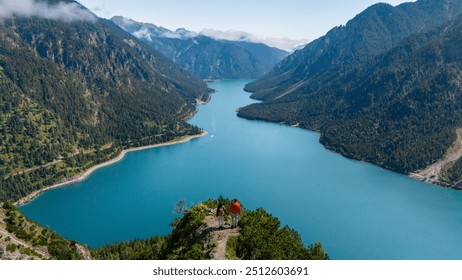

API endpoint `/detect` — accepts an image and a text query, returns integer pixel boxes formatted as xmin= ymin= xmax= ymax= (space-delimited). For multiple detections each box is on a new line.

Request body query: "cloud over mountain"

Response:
xmin=0 ymin=0 xmax=96 ymax=22
xmin=199 ymin=28 xmax=310 ymax=51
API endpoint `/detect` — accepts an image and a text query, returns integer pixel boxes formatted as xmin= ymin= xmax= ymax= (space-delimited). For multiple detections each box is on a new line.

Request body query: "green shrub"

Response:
xmin=235 ymin=208 xmax=328 ymax=260
xmin=48 ymin=240 xmax=81 ymax=260
xmin=6 ymin=243 xmax=17 ymax=253
xmin=183 ymin=244 xmax=208 ymax=260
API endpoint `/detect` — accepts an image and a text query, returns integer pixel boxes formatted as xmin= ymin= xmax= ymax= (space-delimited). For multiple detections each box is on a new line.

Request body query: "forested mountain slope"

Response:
xmin=0 ymin=0 xmax=210 ymax=201
xmin=245 ymin=0 xmax=462 ymax=100
xmin=239 ymin=4 xmax=462 ymax=188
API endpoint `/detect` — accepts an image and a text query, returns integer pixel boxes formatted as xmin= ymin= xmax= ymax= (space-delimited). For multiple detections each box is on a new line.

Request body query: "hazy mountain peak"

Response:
xmin=165 ymin=28 xmax=198 ymax=39
xmin=111 ymin=16 xmax=198 ymax=41
xmin=111 ymin=16 xmax=289 ymax=79
xmin=111 ymin=16 xmax=141 ymax=28
xmin=199 ymin=28 xmax=310 ymax=51
xmin=111 ymin=16 xmax=306 ymax=51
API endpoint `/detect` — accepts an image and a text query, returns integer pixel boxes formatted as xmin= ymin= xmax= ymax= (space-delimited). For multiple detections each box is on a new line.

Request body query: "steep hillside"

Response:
xmin=0 ymin=199 xmax=328 ymax=260
xmin=219 ymin=40 xmax=288 ymax=69
xmin=0 ymin=0 xmax=210 ymax=202
xmin=239 ymin=12 xmax=462 ymax=188
xmin=92 ymin=198 xmax=328 ymax=260
xmin=245 ymin=0 xmax=462 ymax=100
xmin=0 ymin=202 xmax=91 ymax=260
xmin=152 ymin=35 xmax=270 ymax=79
xmin=111 ymin=16 xmax=288 ymax=79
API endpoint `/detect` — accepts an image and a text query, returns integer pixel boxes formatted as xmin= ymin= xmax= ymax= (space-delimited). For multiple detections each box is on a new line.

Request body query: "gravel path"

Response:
xmin=204 ymin=213 xmax=240 ymax=260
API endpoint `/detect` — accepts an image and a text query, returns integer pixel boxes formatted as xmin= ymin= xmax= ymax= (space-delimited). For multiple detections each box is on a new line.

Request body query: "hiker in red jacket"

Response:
xmin=228 ymin=198 xmax=242 ymax=229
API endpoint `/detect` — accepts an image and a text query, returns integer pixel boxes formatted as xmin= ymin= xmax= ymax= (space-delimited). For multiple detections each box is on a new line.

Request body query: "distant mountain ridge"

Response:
xmin=110 ymin=16 xmax=196 ymax=40
xmin=238 ymin=0 xmax=462 ymax=188
xmin=111 ymin=16 xmax=288 ymax=79
xmin=199 ymin=28 xmax=310 ymax=52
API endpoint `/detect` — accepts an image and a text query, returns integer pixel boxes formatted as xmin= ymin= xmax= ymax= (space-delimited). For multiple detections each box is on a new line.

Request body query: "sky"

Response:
xmin=78 ymin=0 xmax=412 ymax=49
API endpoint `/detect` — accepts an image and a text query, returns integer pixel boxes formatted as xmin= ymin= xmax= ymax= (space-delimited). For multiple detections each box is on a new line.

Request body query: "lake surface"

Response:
xmin=20 ymin=80 xmax=462 ymax=260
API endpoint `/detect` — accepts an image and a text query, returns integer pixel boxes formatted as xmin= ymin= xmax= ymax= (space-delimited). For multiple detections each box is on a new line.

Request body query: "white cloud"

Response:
xmin=200 ymin=29 xmax=252 ymax=42
xmin=162 ymin=28 xmax=197 ymax=40
xmin=133 ymin=27 xmax=153 ymax=41
xmin=0 ymin=0 xmax=96 ymax=22
xmin=200 ymin=28 xmax=310 ymax=51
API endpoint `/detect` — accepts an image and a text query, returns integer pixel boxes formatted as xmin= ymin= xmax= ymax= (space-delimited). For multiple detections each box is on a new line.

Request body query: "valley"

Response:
xmin=2 ymin=0 xmax=462 ymax=262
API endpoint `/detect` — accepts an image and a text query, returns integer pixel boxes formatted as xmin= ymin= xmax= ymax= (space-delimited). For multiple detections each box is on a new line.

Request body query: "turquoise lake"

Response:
xmin=20 ymin=79 xmax=462 ymax=260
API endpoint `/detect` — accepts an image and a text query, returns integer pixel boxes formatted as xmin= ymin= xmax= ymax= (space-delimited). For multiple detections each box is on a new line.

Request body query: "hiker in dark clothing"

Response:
xmin=216 ymin=202 xmax=227 ymax=228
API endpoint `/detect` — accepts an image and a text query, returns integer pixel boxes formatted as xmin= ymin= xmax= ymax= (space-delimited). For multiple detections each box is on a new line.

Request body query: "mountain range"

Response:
xmin=111 ymin=16 xmax=289 ymax=79
xmin=3 ymin=0 xmax=462 ymax=199
xmin=239 ymin=0 xmax=462 ymax=188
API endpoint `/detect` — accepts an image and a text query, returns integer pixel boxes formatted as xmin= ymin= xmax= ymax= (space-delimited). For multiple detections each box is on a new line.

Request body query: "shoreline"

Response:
xmin=237 ymin=113 xmax=460 ymax=191
xmin=15 ymin=131 xmax=208 ymax=207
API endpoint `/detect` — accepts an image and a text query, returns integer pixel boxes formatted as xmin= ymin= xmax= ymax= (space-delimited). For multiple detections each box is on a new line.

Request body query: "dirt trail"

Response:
xmin=203 ymin=211 xmax=240 ymax=260
xmin=0 ymin=227 xmax=49 ymax=260
xmin=410 ymin=128 xmax=462 ymax=185
xmin=0 ymin=208 xmax=49 ymax=260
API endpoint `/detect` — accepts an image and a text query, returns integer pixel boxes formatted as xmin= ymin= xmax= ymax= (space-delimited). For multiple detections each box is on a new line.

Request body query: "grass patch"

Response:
xmin=225 ymin=235 xmax=240 ymax=260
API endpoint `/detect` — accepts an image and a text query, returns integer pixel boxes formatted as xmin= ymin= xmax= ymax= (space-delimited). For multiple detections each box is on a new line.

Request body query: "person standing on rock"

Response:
xmin=216 ymin=202 xmax=227 ymax=229
xmin=228 ymin=198 xmax=242 ymax=229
